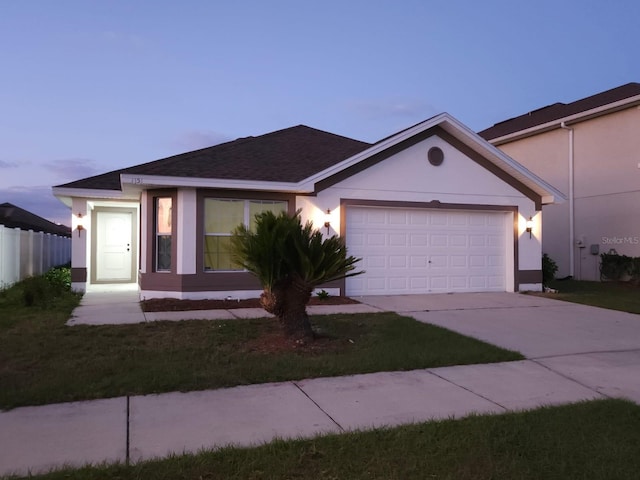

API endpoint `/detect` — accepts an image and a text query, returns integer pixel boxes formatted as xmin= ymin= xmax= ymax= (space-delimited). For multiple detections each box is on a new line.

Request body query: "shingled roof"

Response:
xmin=56 ymin=125 xmax=371 ymax=191
xmin=0 ymin=203 xmax=71 ymax=236
xmin=479 ymin=82 xmax=640 ymax=141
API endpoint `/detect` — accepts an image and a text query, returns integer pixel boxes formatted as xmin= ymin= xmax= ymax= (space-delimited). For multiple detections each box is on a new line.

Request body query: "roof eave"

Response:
xmin=52 ymin=186 xmax=137 ymax=207
xmin=489 ymin=94 xmax=640 ymax=146
xmin=440 ymin=116 xmax=567 ymax=202
xmin=305 ymin=112 xmax=565 ymax=204
xmin=119 ymin=174 xmax=314 ymax=194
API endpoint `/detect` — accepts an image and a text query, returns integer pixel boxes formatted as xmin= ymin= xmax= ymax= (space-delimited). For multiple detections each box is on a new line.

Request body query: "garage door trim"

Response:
xmin=340 ymin=198 xmax=520 ymax=294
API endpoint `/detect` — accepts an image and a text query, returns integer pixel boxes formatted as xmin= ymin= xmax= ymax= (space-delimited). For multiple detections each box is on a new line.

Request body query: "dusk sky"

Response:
xmin=2 ymin=0 xmax=638 ymax=225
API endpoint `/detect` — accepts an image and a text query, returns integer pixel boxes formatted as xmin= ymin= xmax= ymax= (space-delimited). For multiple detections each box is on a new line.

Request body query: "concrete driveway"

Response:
xmin=357 ymin=292 xmax=640 ymax=403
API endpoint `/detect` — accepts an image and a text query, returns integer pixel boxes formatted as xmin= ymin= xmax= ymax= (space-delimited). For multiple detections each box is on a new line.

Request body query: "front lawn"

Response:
xmin=14 ymin=399 xmax=640 ymax=480
xmin=538 ymin=279 xmax=640 ymax=314
xmin=0 ymin=281 xmax=522 ymax=409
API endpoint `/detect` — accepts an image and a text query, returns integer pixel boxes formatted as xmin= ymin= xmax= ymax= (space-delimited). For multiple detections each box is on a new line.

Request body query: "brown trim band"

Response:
xmin=518 ymin=270 xmax=542 ymax=283
xmin=139 ymin=272 xmax=342 ymax=294
xmin=71 ymin=267 xmax=87 ymax=282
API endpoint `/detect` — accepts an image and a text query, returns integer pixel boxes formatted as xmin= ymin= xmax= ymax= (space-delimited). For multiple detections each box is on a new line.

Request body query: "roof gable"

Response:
xmin=309 ymin=113 xmax=564 ymax=208
xmin=479 ymin=83 xmax=640 ymax=141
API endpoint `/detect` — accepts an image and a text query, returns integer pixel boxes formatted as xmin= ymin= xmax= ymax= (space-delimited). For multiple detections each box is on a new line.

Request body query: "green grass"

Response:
xmin=12 ymin=399 xmax=640 ymax=480
xmin=540 ymin=279 xmax=640 ymax=314
xmin=0 ymin=280 xmax=522 ymax=409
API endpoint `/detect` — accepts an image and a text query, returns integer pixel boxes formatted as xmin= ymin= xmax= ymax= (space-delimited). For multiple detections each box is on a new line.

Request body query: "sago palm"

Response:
xmin=230 ymin=210 xmax=362 ymax=339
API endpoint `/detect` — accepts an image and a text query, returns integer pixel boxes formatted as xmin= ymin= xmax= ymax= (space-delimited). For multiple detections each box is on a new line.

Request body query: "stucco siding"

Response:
xmin=493 ymin=106 xmax=640 ymax=280
xmin=298 ymin=134 xmax=542 ymax=291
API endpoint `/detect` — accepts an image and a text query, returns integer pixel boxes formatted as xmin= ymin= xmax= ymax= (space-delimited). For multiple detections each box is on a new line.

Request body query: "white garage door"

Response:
xmin=346 ymin=207 xmax=510 ymax=295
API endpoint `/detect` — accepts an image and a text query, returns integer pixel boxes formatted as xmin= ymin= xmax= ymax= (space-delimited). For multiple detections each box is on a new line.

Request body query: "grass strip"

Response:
xmin=537 ymin=279 xmax=640 ymax=314
xmin=12 ymin=399 xmax=640 ymax=480
xmin=0 ymin=303 xmax=521 ymax=409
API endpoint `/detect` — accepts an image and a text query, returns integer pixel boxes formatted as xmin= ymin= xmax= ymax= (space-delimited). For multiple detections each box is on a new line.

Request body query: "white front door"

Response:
xmin=96 ymin=211 xmax=134 ymax=282
xmin=346 ymin=206 xmax=511 ymax=295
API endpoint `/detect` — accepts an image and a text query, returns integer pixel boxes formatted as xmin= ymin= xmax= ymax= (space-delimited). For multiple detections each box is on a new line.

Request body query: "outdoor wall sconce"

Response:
xmin=76 ymin=213 xmax=84 ymax=237
xmin=525 ymin=217 xmax=533 ymax=239
xmin=324 ymin=209 xmax=331 ymax=235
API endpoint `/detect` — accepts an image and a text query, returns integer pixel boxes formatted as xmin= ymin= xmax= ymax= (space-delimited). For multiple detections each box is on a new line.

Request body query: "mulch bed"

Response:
xmin=141 ymin=296 xmax=360 ymax=312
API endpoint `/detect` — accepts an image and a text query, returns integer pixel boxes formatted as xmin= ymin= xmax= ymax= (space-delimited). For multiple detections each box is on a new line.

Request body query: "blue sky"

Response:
xmin=1 ymin=0 xmax=638 ymax=225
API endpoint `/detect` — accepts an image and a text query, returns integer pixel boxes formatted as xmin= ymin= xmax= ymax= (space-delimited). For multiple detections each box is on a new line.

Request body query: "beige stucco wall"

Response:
xmin=298 ymin=133 xmax=542 ymax=292
xmin=495 ymin=106 xmax=640 ymax=280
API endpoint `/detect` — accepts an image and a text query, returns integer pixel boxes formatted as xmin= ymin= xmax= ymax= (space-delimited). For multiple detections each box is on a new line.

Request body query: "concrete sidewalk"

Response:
xmin=0 ymin=359 xmax=607 ymax=477
xmin=3 ymin=290 xmax=639 ymax=476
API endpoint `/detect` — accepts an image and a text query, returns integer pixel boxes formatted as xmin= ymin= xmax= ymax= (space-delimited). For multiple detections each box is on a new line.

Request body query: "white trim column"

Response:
xmin=177 ymin=188 xmax=197 ymax=274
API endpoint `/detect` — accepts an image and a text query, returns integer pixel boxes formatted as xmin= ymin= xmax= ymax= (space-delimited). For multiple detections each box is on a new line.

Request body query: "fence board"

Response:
xmin=0 ymin=225 xmax=71 ymax=289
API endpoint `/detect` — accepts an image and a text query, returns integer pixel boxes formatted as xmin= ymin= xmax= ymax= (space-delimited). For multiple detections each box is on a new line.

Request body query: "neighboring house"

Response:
xmin=479 ymin=83 xmax=640 ymax=281
xmin=0 ymin=203 xmax=71 ymax=237
xmin=52 ymin=113 xmax=563 ymax=299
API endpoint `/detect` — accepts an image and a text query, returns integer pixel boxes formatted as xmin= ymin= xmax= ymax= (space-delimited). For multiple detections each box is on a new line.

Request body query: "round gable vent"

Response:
xmin=428 ymin=147 xmax=444 ymax=166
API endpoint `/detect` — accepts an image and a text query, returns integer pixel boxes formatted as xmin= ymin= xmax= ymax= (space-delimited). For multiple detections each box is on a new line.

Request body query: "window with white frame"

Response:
xmin=204 ymin=199 xmax=287 ymax=271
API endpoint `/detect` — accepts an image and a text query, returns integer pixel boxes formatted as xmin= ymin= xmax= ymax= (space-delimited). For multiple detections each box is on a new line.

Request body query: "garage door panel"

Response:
xmin=366 ymin=233 xmax=386 ymax=246
xmin=389 ymin=211 xmax=407 ymax=224
xmin=410 ymin=256 xmax=428 ymax=268
xmin=450 ymin=276 xmax=468 ymax=289
xmin=430 ymin=234 xmax=447 ymax=247
xmin=365 ymin=255 xmax=386 ymax=268
xmin=346 ymin=207 xmax=509 ymax=295
xmin=410 ymin=234 xmax=428 ymax=246
xmin=366 ymin=211 xmax=386 ymax=224
xmin=430 ymin=213 xmax=447 ymax=226
xmin=450 ymin=214 xmax=467 ymax=226
xmin=469 ymin=235 xmax=486 ymax=247
xmin=469 ymin=255 xmax=485 ymax=267
xmin=488 ymin=255 xmax=504 ymax=267
xmin=389 ymin=233 xmax=408 ymax=246
xmin=451 ymin=255 xmax=467 ymax=267
xmin=487 ymin=234 xmax=504 ymax=247
xmin=450 ymin=234 xmax=467 ymax=247
xmin=430 ymin=255 xmax=448 ymax=268
xmin=429 ymin=276 xmax=448 ymax=290
xmin=389 ymin=256 xmax=407 ymax=268
xmin=410 ymin=212 xmax=428 ymax=225
xmin=366 ymin=277 xmax=386 ymax=291
xmin=389 ymin=277 xmax=407 ymax=290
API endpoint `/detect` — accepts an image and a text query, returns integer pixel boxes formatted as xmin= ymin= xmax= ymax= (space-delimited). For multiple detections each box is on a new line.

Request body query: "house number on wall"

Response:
xmin=131 ymin=178 xmax=144 ymax=184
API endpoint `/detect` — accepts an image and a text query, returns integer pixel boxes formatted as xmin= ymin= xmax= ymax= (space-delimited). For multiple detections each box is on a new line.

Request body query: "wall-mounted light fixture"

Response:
xmin=76 ymin=213 xmax=84 ymax=237
xmin=324 ymin=209 xmax=331 ymax=235
xmin=525 ymin=217 xmax=533 ymax=239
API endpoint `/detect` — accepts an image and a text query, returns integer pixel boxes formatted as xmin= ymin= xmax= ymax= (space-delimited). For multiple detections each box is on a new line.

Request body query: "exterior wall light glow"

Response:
xmin=324 ymin=209 xmax=331 ymax=235
xmin=76 ymin=213 xmax=84 ymax=237
xmin=525 ymin=217 xmax=533 ymax=239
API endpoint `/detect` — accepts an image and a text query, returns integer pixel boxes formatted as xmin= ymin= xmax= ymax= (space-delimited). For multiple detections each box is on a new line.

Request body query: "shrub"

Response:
xmin=600 ymin=252 xmax=633 ymax=281
xmin=22 ymin=266 xmax=72 ymax=307
xmin=542 ymin=253 xmax=558 ymax=286
xmin=316 ymin=289 xmax=331 ymax=300
xmin=45 ymin=266 xmax=72 ymax=293
xmin=629 ymin=257 xmax=640 ymax=286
